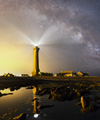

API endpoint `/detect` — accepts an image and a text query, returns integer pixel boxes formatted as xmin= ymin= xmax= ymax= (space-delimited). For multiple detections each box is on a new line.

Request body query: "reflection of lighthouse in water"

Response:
xmin=32 ymin=86 xmax=39 ymax=118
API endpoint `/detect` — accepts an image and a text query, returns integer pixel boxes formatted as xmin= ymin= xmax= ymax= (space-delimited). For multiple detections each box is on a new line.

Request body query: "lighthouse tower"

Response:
xmin=32 ymin=46 xmax=40 ymax=76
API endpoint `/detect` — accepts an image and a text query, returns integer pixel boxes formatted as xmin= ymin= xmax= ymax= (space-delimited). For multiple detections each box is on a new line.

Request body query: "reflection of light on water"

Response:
xmin=0 ymin=88 xmax=12 ymax=94
xmin=34 ymin=113 xmax=39 ymax=118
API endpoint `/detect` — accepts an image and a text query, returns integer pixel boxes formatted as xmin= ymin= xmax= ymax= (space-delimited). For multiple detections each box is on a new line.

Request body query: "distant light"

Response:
xmin=34 ymin=114 xmax=39 ymax=118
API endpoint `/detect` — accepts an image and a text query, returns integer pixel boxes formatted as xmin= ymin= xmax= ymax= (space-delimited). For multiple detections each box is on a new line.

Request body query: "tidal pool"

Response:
xmin=0 ymin=82 xmax=100 ymax=120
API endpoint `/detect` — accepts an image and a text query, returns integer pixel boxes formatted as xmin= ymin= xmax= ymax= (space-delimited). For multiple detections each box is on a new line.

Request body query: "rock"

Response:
xmin=13 ymin=109 xmax=19 ymax=113
xmin=26 ymin=86 xmax=33 ymax=89
xmin=75 ymin=102 xmax=81 ymax=106
xmin=77 ymin=92 xmax=81 ymax=96
xmin=48 ymin=94 xmax=52 ymax=99
xmin=13 ymin=113 xmax=27 ymax=120
xmin=81 ymin=106 xmax=95 ymax=113
xmin=37 ymin=105 xmax=54 ymax=109
xmin=31 ymin=98 xmax=38 ymax=102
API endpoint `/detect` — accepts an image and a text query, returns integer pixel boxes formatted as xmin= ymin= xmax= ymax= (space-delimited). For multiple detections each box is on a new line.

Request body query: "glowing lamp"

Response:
xmin=34 ymin=43 xmax=38 ymax=46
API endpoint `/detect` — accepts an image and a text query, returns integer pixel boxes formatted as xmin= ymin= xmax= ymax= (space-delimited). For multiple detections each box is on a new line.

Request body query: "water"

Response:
xmin=0 ymin=82 xmax=100 ymax=120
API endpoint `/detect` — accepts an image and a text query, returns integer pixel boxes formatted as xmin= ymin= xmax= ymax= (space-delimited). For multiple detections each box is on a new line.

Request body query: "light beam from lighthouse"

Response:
xmin=32 ymin=46 xmax=40 ymax=76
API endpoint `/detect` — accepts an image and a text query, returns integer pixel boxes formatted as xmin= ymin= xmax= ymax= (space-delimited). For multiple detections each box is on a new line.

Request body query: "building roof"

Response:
xmin=77 ymin=71 xmax=83 ymax=73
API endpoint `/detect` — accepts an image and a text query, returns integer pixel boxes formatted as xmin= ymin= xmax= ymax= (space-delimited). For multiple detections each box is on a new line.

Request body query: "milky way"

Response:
xmin=0 ymin=0 xmax=100 ymax=75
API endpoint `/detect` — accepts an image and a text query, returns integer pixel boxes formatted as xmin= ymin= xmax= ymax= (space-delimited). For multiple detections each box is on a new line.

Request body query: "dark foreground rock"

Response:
xmin=13 ymin=113 xmax=27 ymax=120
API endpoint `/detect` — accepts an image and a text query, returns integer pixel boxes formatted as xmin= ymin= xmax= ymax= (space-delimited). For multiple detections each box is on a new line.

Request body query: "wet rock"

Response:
xmin=37 ymin=105 xmax=54 ymax=109
xmin=31 ymin=98 xmax=39 ymax=102
xmin=13 ymin=113 xmax=27 ymax=120
xmin=75 ymin=89 xmax=78 ymax=93
xmin=3 ymin=113 xmax=7 ymax=117
xmin=77 ymin=92 xmax=81 ymax=96
xmin=48 ymin=94 xmax=52 ymax=99
xmin=26 ymin=86 xmax=33 ymax=89
xmin=8 ymin=118 xmax=12 ymax=120
xmin=39 ymin=88 xmax=50 ymax=95
xmin=81 ymin=105 xmax=95 ymax=113
xmin=13 ymin=109 xmax=19 ymax=113
xmin=75 ymin=102 xmax=81 ymax=106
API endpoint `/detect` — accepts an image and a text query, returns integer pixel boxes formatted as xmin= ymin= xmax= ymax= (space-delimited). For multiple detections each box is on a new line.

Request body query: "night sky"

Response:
xmin=0 ymin=0 xmax=100 ymax=76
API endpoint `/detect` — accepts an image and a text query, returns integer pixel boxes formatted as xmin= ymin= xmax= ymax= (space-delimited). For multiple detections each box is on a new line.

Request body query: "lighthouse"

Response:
xmin=32 ymin=46 xmax=40 ymax=76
